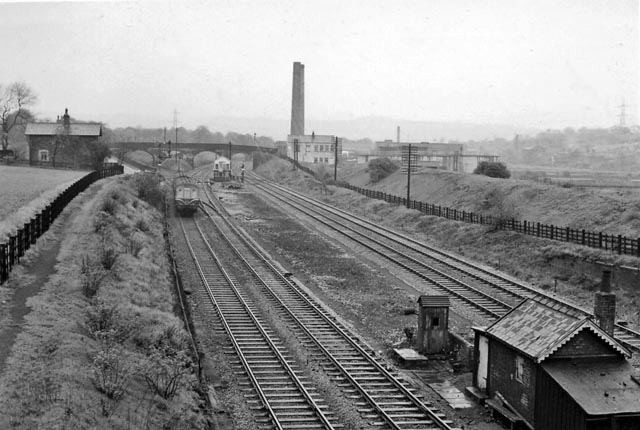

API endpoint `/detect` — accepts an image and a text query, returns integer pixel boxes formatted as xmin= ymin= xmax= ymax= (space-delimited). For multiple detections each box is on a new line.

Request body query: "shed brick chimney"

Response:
xmin=594 ymin=270 xmax=616 ymax=336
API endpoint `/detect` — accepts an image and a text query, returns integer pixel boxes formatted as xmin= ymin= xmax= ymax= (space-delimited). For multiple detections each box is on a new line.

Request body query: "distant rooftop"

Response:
xmin=25 ymin=122 xmax=102 ymax=137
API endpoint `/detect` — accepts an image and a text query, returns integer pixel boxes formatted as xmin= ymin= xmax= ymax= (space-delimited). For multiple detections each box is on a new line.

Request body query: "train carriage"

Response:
xmin=211 ymin=156 xmax=232 ymax=182
xmin=174 ymin=174 xmax=200 ymax=216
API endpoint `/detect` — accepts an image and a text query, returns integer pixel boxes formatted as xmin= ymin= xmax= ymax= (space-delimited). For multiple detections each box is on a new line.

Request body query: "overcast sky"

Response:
xmin=1 ymin=0 xmax=638 ymax=136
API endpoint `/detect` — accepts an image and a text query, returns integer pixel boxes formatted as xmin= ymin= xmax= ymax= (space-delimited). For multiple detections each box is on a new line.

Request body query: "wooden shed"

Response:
xmin=473 ymin=298 xmax=640 ymax=430
xmin=416 ymin=295 xmax=450 ymax=355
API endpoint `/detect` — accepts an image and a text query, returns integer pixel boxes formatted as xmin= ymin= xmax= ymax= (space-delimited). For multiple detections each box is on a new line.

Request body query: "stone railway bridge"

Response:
xmin=112 ymin=141 xmax=277 ymax=164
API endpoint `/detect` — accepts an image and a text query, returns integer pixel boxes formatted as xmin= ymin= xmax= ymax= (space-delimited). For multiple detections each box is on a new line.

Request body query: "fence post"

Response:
xmin=618 ymin=235 xmax=622 ymax=254
xmin=582 ymin=229 xmax=585 ymax=246
xmin=9 ymin=236 xmax=16 ymax=268
xmin=0 ymin=244 xmax=6 ymax=283
xmin=599 ymin=232 xmax=603 ymax=249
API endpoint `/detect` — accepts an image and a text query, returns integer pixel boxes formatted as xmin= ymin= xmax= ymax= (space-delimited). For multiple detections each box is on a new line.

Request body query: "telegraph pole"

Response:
xmin=173 ymin=109 xmax=178 ymax=163
xmin=406 ymin=144 xmax=412 ymax=209
xmin=619 ymin=99 xmax=627 ymax=127
xmin=334 ymin=136 xmax=338 ymax=181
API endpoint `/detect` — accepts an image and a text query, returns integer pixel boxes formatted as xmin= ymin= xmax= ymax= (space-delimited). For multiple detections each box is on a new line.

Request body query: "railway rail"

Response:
xmin=191 ymin=184 xmax=458 ymax=429
xmin=246 ymin=173 xmax=640 ymax=352
xmin=180 ymin=216 xmax=337 ymax=430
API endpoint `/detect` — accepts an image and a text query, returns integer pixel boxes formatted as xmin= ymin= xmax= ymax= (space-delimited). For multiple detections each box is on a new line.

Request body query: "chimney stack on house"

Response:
xmin=63 ymin=108 xmax=70 ymax=130
xmin=594 ymin=270 xmax=616 ymax=336
xmin=397 ymin=126 xmax=400 ymax=143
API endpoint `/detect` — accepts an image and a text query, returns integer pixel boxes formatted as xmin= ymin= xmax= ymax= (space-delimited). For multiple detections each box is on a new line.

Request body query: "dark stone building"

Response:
xmin=472 ymin=296 xmax=640 ymax=430
xmin=25 ymin=108 xmax=103 ymax=170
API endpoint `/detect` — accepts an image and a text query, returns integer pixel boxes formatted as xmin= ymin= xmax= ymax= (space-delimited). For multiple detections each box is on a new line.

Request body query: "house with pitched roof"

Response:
xmin=472 ymin=296 xmax=640 ymax=430
xmin=25 ymin=108 xmax=103 ymax=170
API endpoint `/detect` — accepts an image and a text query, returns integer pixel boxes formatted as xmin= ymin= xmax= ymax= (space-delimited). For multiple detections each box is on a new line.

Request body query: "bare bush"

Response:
xmin=368 ymin=157 xmax=399 ymax=182
xmin=80 ymin=256 xmax=107 ymax=298
xmin=133 ymin=173 xmax=166 ymax=210
xmin=91 ymin=346 xmax=133 ymax=400
xmin=85 ymin=302 xmax=132 ymax=344
xmin=100 ymin=247 xmax=119 ymax=270
xmin=476 ymin=188 xmax=519 ymax=230
xmin=100 ymin=197 xmax=118 ymax=216
xmin=141 ymin=348 xmax=194 ymax=399
xmin=124 ymin=236 xmax=144 ymax=257
xmin=134 ymin=218 xmax=150 ymax=233
xmin=93 ymin=211 xmax=111 ymax=233
xmin=106 ymin=189 xmax=128 ymax=205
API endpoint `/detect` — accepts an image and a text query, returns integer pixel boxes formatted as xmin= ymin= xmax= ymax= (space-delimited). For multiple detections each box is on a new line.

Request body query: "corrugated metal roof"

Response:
xmin=485 ymin=299 xmax=629 ymax=362
xmin=25 ymin=122 xmax=102 ymax=137
xmin=543 ymin=360 xmax=640 ymax=415
xmin=417 ymin=295 xmax=450 ymax=308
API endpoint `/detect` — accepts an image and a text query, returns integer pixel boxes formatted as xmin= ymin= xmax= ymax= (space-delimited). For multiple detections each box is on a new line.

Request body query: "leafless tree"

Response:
xmin=1 ymin=82 xmax=37 ymax=151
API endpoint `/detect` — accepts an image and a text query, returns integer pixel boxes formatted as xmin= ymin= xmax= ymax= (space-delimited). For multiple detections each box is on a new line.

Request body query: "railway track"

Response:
xmin=180 ymin=215 xmax=338 ymax=429
xmin=190 ymin=185 xmax=459 ymax=429
xmin=246 ymin=174 xmax=640 ymax=352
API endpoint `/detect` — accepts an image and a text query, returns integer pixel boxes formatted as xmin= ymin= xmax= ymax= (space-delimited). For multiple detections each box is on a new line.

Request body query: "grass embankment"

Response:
xmin=0 ymin=174 xmax=206 ymax=429
xmin=255 ymin=157 xmax=640 ymax=331
xmin=342 ymin=162 xmax=640 ymax=238
xmin=0 ymin=166 xmax=88 ymax=241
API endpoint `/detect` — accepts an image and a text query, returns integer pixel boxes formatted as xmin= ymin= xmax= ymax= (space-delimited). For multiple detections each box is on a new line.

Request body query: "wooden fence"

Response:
xmin=343 ymin=184 xmax=640 ymax=257
xmin=0 ymin=165 xmax=124 ymax=284
xmin=273 ymin=156 xmax=639 ymax=256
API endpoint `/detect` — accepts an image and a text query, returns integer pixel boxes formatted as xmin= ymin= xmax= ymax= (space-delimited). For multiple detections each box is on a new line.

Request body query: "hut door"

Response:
xmin=477 ymin=335 xmax=488 ymax=391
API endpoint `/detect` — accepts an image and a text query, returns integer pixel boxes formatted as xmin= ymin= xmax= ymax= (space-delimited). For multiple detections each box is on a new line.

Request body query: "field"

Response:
xmin=0 ymin=166 xmax=87 ymax=240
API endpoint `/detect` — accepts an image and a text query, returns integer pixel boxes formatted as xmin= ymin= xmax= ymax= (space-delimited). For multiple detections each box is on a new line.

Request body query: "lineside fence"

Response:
xmin=342 ymin=184 xmax=640 ymax=256
xmin=0 ymin=165 xmax=124 ymax=284
xmin=276 ymin=155 xmax=639 ymax=256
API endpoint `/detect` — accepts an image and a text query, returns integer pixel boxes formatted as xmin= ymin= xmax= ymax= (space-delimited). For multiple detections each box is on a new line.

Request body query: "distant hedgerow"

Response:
xmin=474 ymin=161 xmax=511 ymax=179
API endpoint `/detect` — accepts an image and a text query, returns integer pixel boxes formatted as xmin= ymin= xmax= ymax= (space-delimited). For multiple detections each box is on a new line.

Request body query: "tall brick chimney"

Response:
xmin=290 ymin=62 xmax=304 ymax=136
xmin=594 ymin=270 xmax=616 ymax=336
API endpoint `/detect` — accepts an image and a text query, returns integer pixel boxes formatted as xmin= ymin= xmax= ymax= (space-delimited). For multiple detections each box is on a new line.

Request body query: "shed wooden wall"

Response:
xmin=535 ymin=367 xmax=586 ymax=430
xmin=417 ymin=307 xmax=449 ymax=354
xmin=488 ymin=340 xmax=537 ymax=425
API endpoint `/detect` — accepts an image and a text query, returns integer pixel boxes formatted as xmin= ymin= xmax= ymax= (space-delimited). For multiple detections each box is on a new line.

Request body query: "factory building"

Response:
xmin=286 ymin=62 xmax=342 ymax=164
xmin=287 ymin=133 xmax=343 ymax=165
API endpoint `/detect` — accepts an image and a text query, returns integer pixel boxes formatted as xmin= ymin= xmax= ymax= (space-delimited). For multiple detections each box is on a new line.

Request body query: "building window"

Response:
xmin=431 ymin=317 xmax=440 ymax=327
xmin=331 ymin=144 xmax=334 ymax=152
xmin=38 ymin=150 xmax=49 ymax=162
xmin=324 ymin=157 xmax=329 ymax=163
xmin=305 ymin=144 xmax=310 ymax=152
xmin=313 ymin=158 xmax=318 ymax=163
xmin=314 ymin=145 xmax=318 ymax=152
xmin=515 ymin=355 xmax=525 ymax=383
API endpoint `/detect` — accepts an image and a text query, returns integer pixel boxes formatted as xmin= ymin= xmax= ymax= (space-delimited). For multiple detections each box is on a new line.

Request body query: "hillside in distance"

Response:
xmin=201 ymin=115 xmax=540 ymax=143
